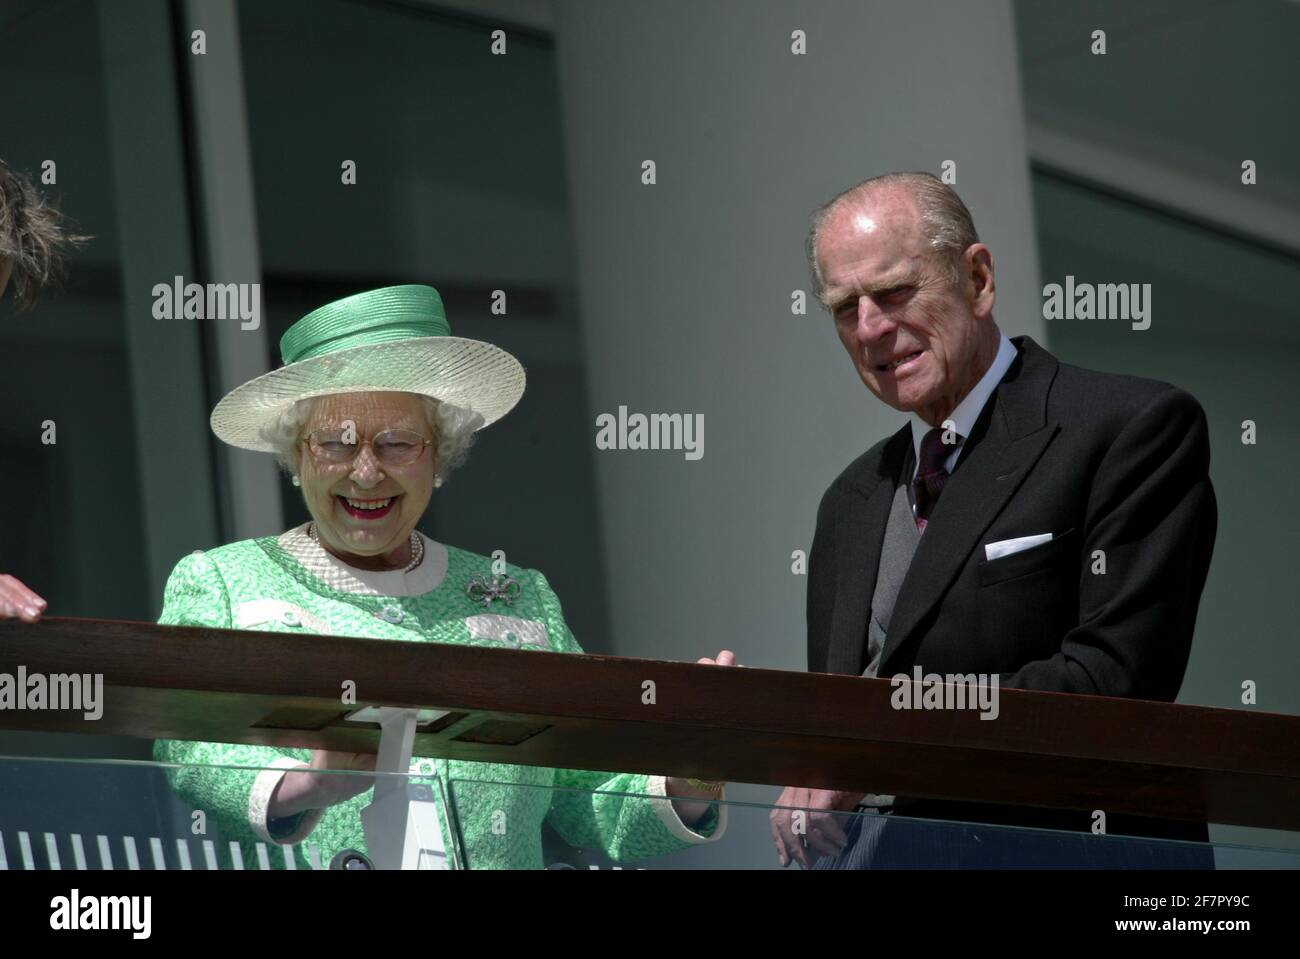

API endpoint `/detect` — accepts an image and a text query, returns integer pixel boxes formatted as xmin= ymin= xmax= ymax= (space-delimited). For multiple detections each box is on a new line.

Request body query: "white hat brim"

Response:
xmin=210 ymin=336 xmax=526 ymax=452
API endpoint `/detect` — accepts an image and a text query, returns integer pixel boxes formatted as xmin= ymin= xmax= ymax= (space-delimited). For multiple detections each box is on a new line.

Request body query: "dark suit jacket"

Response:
xmin=807 ymin=334 xmax=1218 ymax=841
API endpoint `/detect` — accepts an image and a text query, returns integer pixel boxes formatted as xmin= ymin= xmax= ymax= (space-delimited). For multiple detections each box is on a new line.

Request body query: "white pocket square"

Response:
xmin=984 ymin=533 xmax=1053 ymax=562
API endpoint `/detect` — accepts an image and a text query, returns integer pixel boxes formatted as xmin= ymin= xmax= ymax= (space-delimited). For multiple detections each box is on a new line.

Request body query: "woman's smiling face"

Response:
xmin=297 ymin=391 xmax=437 ymax=568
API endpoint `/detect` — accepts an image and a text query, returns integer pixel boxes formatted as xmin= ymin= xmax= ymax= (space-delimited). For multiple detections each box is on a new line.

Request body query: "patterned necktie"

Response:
xmin=913 ymin=426 xmax=960 ymax=533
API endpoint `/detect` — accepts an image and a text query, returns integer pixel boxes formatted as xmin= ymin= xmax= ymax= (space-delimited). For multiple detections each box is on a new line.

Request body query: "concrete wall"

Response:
xmin=553 ymin=0 xmax=1043 ymax=670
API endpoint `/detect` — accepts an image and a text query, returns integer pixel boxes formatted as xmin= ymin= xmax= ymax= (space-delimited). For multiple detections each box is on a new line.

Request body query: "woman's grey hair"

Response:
xmin=259 ymin=393 xmax=484 ymax=485
xmin=806 ymin=171 xmax=980 ymax=304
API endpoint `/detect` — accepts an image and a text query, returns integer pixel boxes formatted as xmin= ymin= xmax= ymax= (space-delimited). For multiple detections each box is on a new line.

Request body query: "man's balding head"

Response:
xmin=808 ymin=172 xmax=979 ymax=302
xmin=808 ymin=172 xmax=999 ymax=425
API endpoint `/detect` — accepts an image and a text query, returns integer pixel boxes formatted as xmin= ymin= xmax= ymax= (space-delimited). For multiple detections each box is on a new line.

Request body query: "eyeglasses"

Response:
xmin=301 ymin=428 xmax=433 ymax=467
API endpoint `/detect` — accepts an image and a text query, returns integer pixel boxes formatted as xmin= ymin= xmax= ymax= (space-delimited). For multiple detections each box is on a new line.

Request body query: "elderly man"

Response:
xmin=0 ymin=157 xmax=87 ymax=620
xmin=770 ymin=172 xmax=1217 ymax=868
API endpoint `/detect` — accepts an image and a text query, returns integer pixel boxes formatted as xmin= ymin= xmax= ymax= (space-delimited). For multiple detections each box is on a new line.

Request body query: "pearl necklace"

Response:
xmin=307 ymin=523 xmax=424 ymax=573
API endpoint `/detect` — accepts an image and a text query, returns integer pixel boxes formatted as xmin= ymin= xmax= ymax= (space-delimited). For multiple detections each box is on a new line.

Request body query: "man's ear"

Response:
xmin=964 ymin=244 xmax=995 ymax=317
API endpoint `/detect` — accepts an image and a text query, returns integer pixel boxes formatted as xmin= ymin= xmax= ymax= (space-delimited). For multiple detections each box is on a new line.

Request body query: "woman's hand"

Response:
xmin=0 ymin=574 xmax=47 ymax=622
xmin=663 ymin=649 xmax=742 ymax=826
xmin=269 ymin=749 xmax=378 ymax=819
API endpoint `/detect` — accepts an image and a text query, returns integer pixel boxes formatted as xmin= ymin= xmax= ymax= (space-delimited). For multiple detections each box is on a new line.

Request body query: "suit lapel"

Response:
xmin=878 ymin=336 xmax=1061 ymax=674
xmin=824 ymin=426 xmax=910 ymax=675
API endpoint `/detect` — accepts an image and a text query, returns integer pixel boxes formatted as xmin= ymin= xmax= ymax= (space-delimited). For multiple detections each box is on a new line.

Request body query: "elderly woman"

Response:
xmin=8 ymin=284 xmax=734 ymax=869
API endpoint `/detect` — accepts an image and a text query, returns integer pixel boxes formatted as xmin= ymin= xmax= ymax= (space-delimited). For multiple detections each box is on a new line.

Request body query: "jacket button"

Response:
xmin=378 ymin=605 xmax=404 ymax=624
xmin=281 ymin=610 xmax=301 ymax=627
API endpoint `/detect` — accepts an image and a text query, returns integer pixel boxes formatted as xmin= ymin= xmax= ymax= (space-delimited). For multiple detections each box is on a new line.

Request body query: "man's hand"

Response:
xmin=770 ymin=786 xmax=866 ymax=868
xmin=0 ymin=574 xmax=47 ymax=622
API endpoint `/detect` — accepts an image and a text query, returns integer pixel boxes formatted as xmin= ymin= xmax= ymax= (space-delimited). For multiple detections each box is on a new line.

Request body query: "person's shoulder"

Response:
xmin=165 ymin=533 xmax=285 ymax=586
xmin=1048 ymin=353 xmax=1206 ymax=436
xmin=820 ymin=424 xmax=910 ymax=507
xmin=441 ymin=542 xmax=560 ymax=604
xmin=1053 ymin=355 xmax=1176 ymax=405
xmin=441 ymin=542 xmax=534 ymax=582
xmin=187 ymin=534 xmax=280 ymax=568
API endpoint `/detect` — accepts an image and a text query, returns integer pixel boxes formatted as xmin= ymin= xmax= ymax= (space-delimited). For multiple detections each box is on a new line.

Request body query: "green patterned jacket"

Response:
xmin=152 ymin=523 xmax=726 ymax=869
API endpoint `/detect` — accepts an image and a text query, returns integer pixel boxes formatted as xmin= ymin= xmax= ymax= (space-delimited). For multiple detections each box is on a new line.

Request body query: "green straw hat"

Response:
xmin=210 ymin=284 xmax=525 ymax=451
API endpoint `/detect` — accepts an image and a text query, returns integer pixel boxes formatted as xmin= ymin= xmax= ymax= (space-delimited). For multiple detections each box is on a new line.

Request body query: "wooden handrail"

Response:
xmin=1 ymin=617 xmax=1297 ymax=830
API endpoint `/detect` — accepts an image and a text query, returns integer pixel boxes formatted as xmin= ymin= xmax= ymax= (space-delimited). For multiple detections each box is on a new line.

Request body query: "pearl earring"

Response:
xmin=434 ymin=476 xmax=443 ymax=489
xmin=291 ymin=475 xmax=301 ymax=487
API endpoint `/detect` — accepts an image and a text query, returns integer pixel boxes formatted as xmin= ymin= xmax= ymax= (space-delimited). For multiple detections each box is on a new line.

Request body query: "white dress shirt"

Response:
xmin=908 ymin=332 xmax=1017 ymax=489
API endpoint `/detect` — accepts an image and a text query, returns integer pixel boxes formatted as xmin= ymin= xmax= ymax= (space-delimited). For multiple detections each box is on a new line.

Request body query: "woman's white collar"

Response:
xmin=276 ymin=522 xmax=448 ymax=596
